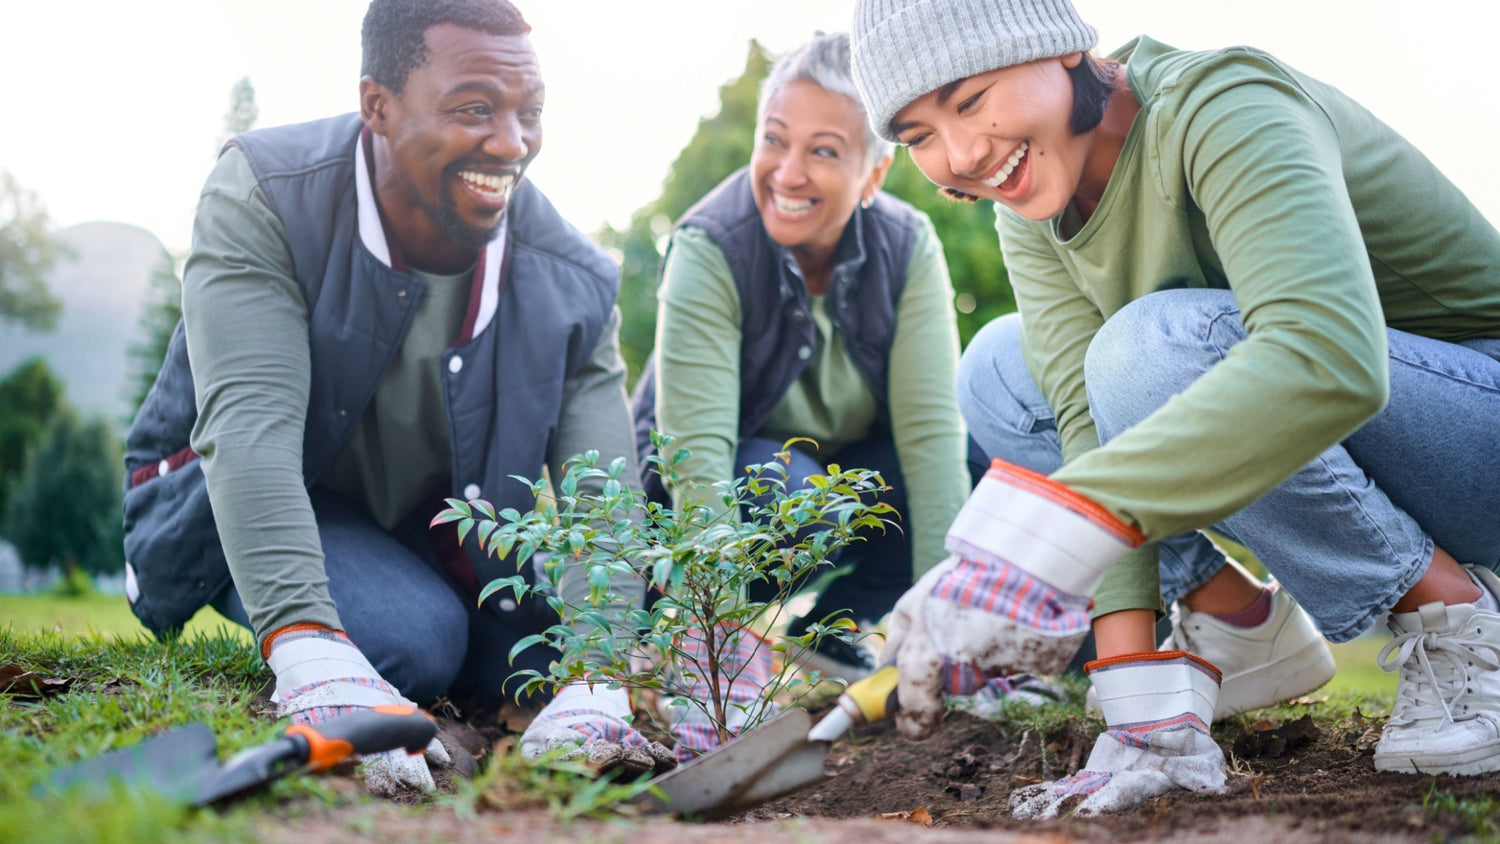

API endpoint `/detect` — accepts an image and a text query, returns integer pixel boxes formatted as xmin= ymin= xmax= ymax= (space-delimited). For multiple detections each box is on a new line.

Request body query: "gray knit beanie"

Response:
xmin=851 ymin=0 xmax=1098 ymax=141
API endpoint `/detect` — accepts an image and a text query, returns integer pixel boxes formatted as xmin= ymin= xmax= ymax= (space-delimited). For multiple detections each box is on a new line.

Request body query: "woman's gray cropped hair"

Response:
xmin=757 ymin=32 xmax=895 ymax=171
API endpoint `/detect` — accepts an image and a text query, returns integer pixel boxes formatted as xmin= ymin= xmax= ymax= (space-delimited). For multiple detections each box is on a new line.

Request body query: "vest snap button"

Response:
xmin=797 ymin=345 xmax=812 ymax=360
xmin=498 ymin=598 xmax=518 ymax=612
xmin=158 ymin=459 xmax=171 ymax=477
xmin=792 ymin=309 xmax=805 ymax=320
xmin=338 ymin=408 xmax=348 ymax=417
xmin=464 ymin=483 xmax=481 ymax=500
xmin=449 ymin=356 xmax=464 ymax=374
xmin=397 ymin=289 xmax=408 ymax=298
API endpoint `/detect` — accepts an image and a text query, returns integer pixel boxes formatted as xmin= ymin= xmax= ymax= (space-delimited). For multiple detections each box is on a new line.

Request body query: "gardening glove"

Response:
xmin=520 ymin=683 xmax=677 ymax=776
xmin=882 ymin=458 xmax=1143 ymax=740
xmin=1009 ymin=651 xmax=1227 ymax=819
xmin=266 ymin=624 xmax=451 ymax=797
xmin=660 ymin=624 xmax=777 ymax=761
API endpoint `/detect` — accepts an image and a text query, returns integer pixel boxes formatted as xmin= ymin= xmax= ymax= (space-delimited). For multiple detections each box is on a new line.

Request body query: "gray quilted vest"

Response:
xmin=123 ymin=113 xmax=617 ymax=635
xmin=632 ymin=167 xmax=917 ymax=490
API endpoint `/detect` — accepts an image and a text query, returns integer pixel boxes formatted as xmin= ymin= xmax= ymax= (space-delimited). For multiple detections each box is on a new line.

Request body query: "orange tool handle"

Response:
xmin=286 ymin=706 xmax=437 ymax=772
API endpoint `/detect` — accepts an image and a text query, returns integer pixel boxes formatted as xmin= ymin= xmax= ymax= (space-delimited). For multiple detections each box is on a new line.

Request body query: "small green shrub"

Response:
xmin=433 ymin=434 xmax=896 ymax=747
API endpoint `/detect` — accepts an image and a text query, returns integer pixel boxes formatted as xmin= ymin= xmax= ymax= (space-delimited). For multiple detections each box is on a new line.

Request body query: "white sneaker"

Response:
xmin=1374 ymin=567 xmax=1500 ymax=775
xmin=1087 ymin=585 xmax=1335 ymax=721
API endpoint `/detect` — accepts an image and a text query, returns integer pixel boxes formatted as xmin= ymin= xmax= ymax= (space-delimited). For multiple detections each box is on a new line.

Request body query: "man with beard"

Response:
xmin=121 ymin=0 xmax=674 ymax=796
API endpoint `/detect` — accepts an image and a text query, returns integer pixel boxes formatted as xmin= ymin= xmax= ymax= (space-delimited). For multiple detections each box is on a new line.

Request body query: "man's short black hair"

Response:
xmin=361 ymin=0 xmax=531 ymax=93
xmin=939 ymin=53 xmax=1120 ymax=204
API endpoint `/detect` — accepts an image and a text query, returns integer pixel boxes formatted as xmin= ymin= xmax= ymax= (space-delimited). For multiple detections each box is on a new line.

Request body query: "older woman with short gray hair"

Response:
xmin=632 ymin=31 xmax=987 ymax=758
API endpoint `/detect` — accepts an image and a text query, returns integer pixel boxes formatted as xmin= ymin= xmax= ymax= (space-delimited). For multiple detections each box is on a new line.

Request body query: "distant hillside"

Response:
xmin=0 ymin=222 xmax=168 ymax=428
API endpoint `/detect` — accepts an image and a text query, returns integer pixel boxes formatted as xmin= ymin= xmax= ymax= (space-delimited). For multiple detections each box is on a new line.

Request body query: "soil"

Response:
xmin=269 ymin=699 xmax=1500 ymax=843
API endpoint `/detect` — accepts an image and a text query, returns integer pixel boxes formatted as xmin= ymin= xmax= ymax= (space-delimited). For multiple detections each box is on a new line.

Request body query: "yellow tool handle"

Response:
xmin=841 ymin=665 xmax=900 ymax=724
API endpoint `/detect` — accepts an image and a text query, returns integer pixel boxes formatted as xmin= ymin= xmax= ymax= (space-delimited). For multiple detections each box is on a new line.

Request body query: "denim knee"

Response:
xmin=1084 ymin=289 xmax=1245 ymax=439
xmin=957 ymin=313 xmax=1063 ymax=473
xmin=352 ymin=607 xmax=468 ymax=705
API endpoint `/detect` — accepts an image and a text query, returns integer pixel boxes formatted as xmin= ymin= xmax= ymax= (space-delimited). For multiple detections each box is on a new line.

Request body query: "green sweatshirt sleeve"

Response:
xmin=1052 ymin=79 xmax=1389 ymax=542
xmin=887 ymin=215 xmax=971 ymax=578
xmin=548 ymin=305 xmax=646 ymax=626
xmin=998 ymin=213 xmax=1163 ymax=617
xmin=183 ymin=147 xmax=339 ymax=647
xmin=653 ymin=227 xmax=744 ymax=523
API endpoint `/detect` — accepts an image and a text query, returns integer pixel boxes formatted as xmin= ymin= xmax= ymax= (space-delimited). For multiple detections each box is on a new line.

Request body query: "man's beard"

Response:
xmin=414 ymin=161 xmax=512 ymax=252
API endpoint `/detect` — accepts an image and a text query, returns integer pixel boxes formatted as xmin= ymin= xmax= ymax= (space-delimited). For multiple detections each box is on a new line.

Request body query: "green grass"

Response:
xmin=0 ymin=603 xmax=647 ymax=842
xmin=0 ymin=591 xmax=252 ymax=644
xmin=0 ymin=593 xmax=1404 ymax=842
xmin=1326 ymin=631 xmax=1397 ymax=698
xmin=0 ymin=627 xmax=274 ymax=843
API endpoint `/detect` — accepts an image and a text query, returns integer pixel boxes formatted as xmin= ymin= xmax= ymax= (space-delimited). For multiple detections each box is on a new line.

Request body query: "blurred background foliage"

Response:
xmin=595 ymin=41 xmax=1015 ymax=384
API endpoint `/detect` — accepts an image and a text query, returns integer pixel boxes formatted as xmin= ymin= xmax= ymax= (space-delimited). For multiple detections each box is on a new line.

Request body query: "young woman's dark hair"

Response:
xmin=940 ymin=53 xmax=1120 ymax=203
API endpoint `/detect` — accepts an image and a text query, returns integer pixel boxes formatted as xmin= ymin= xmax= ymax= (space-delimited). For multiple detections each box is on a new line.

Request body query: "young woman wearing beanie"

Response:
xmin=849 ymin=0 xmax=1500 ymax=817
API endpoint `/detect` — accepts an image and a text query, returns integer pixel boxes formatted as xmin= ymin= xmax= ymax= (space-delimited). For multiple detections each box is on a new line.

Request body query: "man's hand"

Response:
xmin=1009 ymin=651 xmax=1227 ymax=818
xmin=882 ymin=459 xmax=1143 ymax=740
xmin=267 ymin=625 xmax=450 ymax=797
xmin=520 ymin=683 xmax=677 ymax=776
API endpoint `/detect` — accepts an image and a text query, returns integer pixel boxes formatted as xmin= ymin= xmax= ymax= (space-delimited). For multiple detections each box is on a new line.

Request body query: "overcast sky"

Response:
xmin=2 ymin=0 xmax=1495 ymax=254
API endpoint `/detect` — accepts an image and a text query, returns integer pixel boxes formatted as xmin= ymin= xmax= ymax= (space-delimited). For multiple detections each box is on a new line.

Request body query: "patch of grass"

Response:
xmin=1424 ymin=788 xmax=1500 ymax=842
xmin=0 ymin=592 xmax=252 ymax=644
xmin=0 ymin=628 xmax=314 ymax=843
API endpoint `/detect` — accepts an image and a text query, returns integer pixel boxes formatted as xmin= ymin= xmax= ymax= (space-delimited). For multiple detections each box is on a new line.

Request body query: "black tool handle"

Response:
xmin=287 ymin=706 xmax=437 ymax=771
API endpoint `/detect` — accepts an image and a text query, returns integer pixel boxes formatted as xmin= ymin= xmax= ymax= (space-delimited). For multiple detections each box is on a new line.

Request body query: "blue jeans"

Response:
xmin=959 ymin=290 xmax=1500 ymax=642
xmin=737 ymin=435 xmax=955 ymax=626
xmin=212 ymin=489 xmax=560 ymax=707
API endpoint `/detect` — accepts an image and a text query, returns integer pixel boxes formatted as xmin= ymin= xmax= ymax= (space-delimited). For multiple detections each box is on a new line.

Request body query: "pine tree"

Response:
xmin=219 ymin=76 xmax=260 ymax=149
xmin=4 ymin=406 xmax=124 ymax=576
xmin=0 ymin=171 xmax=65 ymax=331
xmin=0 ymin=358 xmax=65 ymax=519
xmin=127 ymin=77 xmax=260 ymax=417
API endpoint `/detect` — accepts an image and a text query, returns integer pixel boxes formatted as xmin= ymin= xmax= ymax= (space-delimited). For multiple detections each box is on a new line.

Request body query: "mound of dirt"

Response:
xmin=725 ymin=706 xmax=1500 ymax=843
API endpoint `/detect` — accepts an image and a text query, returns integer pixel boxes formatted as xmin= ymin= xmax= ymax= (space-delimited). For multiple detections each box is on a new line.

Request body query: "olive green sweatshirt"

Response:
xmin=184 ymin=147 xmax=640 ymax=645
xmin=654 ymin=214 xmax=971 ymax=581
xmin=999 ymin=37 xmax=1500 ymax=615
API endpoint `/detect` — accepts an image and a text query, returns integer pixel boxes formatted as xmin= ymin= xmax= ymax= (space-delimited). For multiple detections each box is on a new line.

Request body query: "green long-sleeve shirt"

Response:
xmin=183 ymin=147 xmax=641 ymax=646
xmin=654 ymin=214 xmax=971 ymax=580
xmin=1000 ymin=37 xmax=1500 ymax=615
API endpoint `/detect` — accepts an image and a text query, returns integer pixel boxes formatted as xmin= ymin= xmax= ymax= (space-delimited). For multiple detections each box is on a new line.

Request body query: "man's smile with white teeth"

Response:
xmin=772 ymin=193 xmax=815 ymax=215
xmin=981 ymin=141 xmax=1029 ymax=189
xmin=459 ymin=170 xmax=515 ymax=196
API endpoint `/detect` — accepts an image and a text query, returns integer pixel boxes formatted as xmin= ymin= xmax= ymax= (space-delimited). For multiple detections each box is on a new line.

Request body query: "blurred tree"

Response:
xmin=126 ymin=77 xmax=257 ymax=418
xmin=124 ymin=253 xmax=182 ymax=414
xmin=219 ymin=76 xmax=260 ymax=149
xmin=4 ymin=407 xmax=125 ymax=576
xmin=0 ymin=171 xmax=65 ymax=331
xmin=882 ymin=150 xmax=1014 ymax=341
xmin=600 ymin=41 xmax=772 ymax=382
xmin=597 ymin=40 xmax=1011 ymax=382
xmin=0 ymin=358 xmax=65 ymax=520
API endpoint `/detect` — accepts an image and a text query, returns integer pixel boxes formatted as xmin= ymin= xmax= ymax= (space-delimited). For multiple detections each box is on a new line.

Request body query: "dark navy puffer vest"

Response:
xmin=632 ymin=167 xmax=918 ymax=486
xmin=123 ymin=113 xmax=617 ymax=635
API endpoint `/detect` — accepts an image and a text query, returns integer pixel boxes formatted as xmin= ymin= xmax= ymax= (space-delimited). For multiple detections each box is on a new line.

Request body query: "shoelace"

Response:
xmin=1378 ymin=623 xmax=1500 ymax=725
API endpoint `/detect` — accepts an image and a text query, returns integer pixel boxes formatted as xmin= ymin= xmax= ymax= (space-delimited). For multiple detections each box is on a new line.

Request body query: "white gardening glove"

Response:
xmin=883 ymin=458 xmax=1143 ymax=740
xmin=266 ymin=625 xmax=451 ymax=797
xmin=520 ymin=683 xmax=677 ymax=776
xmin=659 ymin=624 xmax=777 ymax=761
xmin=1009 ymin=651 xmax=1227 ymax=819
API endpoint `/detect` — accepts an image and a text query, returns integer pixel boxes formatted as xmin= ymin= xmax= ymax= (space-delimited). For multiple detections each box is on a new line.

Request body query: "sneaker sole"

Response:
xmin=1216 ymin=638 xmax=1337 ymax=717
xmin=1374 ymin=740 xmax=1500 ymax=776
